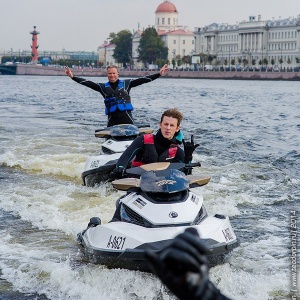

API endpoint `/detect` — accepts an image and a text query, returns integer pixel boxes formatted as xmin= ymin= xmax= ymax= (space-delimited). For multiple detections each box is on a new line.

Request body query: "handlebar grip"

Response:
xmin=185 ymin=162 xmax=201 ymax=168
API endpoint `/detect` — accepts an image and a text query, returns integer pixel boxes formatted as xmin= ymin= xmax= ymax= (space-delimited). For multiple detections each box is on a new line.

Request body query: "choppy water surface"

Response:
xmin=0 ymin=75 xmax=299 ymax=300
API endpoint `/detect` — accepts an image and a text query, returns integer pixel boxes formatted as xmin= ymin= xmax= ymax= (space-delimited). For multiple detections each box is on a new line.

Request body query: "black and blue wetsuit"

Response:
xmin=72 ymin=73 xmax=161 ymax=126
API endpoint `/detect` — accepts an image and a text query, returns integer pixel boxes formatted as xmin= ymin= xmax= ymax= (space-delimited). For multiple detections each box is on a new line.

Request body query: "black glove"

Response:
xmin=108 ymin=166 xmax=125 ymax=181
xmin=183 ymin=135 xmax=199 ymax=163
xmin=145 ymin=228 xmax=231 ymax=300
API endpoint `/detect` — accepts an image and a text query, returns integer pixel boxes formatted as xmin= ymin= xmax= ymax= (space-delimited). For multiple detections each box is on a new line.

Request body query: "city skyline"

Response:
xmin=1 ymin=0 xmax=300 ymax=52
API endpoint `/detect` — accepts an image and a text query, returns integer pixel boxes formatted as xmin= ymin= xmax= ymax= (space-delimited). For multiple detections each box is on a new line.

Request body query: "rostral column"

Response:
xmin=30 ymin=26 xmax=40 ymax=64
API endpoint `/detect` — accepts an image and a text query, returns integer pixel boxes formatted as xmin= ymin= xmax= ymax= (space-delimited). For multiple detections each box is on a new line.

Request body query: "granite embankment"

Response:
xmin=1 ymin=64 xmax=300 ymax=80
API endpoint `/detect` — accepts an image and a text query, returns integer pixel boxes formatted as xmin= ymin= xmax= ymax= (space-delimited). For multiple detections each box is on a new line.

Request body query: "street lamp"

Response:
xmin=221 ymin=49 xmax=223 ymax=68
xmin=249 ymin=51 xmax=252 ymax=69
xmin=229 ymin=45 xmax=231 ymax=71
xmin=261 ymin=46 xmax=263 ymax=70
xmin=279 ymin=46 xmax=283 ymax=70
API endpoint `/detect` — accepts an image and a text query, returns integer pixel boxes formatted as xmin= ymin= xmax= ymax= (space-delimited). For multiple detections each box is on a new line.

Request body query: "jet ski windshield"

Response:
xmin=140 ymin=169 xmax=189 ymax=193
xmin=110 ymin=124 xmax=140 ymax=137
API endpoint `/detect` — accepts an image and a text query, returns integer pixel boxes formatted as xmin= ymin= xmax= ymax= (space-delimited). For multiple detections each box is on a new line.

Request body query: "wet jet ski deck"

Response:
xmin=77 ymin=162 xmax=239 ymax=272
xmin=82 ymin=124 xmax=153 ymax=187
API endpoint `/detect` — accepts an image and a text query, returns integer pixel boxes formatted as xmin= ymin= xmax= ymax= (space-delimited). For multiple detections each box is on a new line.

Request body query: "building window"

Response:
xmin=162 ymin=18 xmax=165 ymax=25
xmin=183 ymin=40 xmax=185 ymax=44
xmin=157 ymin=18 xmax=159 ymax=25
xmin=192 ymin=40 xmax=194 ymax=44
xmin=173 ymin=40 xmax=176 ymax=44
xmin=168 ymin=18 xmax=170 ymax=25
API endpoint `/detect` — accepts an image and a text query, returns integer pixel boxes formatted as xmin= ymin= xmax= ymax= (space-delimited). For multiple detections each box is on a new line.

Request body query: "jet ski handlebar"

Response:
xmin=112 ymin=162 xmax=210 ymax=191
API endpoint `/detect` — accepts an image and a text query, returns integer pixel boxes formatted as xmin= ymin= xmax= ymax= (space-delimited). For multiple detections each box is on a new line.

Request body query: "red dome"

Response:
xmin=155 ymin=1 xmax=177 ymax=13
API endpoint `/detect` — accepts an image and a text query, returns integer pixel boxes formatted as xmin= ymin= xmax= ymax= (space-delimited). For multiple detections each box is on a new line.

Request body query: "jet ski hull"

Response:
xmin=77 ymin=216 xmax=239 ymax=272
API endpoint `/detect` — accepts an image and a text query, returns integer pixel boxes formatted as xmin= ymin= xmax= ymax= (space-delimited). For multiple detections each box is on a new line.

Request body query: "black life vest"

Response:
xmin=102 ymin=80 xmax=133 ymax=115
xmin=131 ymin=134 xmax=178 ymax=167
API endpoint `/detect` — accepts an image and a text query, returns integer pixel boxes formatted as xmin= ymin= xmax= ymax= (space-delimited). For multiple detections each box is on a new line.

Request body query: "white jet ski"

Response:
xmin=81 ymin=124 xmax=153 ymax=187
xmin=77 ymin=162 xmax=239 ymax=272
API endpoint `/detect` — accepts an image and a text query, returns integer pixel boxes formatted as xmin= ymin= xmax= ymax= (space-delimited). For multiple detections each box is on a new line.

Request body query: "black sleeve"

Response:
xmin=72 ymin=76 xmax=105 ymax=97
xmin=127 ymin=73 xmax=161 ymax=91
xmin=116 ymin=136 xmax=144 ymax=168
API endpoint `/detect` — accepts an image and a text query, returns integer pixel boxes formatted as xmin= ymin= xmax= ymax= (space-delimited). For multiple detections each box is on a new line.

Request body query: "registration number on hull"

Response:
xmin=106 ymin=235 xmax=126 ymax=250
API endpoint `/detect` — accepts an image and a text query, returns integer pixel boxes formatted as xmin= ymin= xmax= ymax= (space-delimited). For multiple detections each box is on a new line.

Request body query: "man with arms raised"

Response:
xmin=65 ymin=64 xmax=168 ymax=126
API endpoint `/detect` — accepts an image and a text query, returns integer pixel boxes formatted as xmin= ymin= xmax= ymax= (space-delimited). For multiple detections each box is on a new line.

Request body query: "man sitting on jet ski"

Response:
xmin=146 ymin=228 xmax=232 ymax=300
xmin=65 ymin=64 xmax=169 ymax=127
xmin=109 ymin=107 xmax=200 ymax=181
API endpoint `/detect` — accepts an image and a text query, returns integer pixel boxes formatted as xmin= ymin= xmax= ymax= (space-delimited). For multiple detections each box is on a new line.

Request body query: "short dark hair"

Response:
xmin=107 ymin=65 xmax=119 ymax=71
xmin=160 ymin=108 xmax=183 ymax=126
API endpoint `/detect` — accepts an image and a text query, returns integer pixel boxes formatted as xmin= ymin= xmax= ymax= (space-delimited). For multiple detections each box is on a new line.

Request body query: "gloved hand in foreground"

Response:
xmin=183 ymin=135 xmax=200 ymax=163
xmin=108 ymin=166 xmax=125 ymax=181
xmin=145 ymin=228 xmax=232 ymax=300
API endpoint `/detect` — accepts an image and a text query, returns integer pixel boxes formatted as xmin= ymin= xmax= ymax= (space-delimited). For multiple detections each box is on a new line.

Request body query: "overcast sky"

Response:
xmin=1 ymin=0 xmax=299 ymax=53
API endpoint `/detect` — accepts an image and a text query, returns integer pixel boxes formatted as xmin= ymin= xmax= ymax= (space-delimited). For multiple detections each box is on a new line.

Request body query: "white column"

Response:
xmin=240 ymin=34 xmax=243 ymax=51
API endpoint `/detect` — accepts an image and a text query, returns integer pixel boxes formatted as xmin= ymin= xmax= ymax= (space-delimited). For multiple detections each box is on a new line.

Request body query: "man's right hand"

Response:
xmin=145 ymin=228 xmax=231 ymax=300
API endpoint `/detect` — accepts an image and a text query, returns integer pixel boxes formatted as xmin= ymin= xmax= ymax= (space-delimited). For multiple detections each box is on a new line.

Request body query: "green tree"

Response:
xmin=271 ymin=58 xmax=275 ymax=66
xmin=172 ymin=59 xmax=176 ymax=69
xmin=107 ymin=32 xmax=117 ymax=42
xmin=176 ymin=55 xmax=182 ymax=68
xmin=182 ymin=55 xmax=190 ymax=68
xmin=279 ymin=57 xmax=283 ymax=69
xmin=111 ymin=30 xmax=132 ymax=67
xmin=138 ymin=27 xmax=168 ymax=66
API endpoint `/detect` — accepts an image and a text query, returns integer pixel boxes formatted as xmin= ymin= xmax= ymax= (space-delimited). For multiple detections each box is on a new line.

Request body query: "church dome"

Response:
xmin=155 ymin=1 xmax=177 ymax=13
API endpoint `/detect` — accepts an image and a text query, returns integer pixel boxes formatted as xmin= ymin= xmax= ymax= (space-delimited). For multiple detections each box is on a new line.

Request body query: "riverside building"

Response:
xmin=194 ymin=15 xmax=300 ymax=69
xmin=99 ymin=0 xmax=195 ymax=69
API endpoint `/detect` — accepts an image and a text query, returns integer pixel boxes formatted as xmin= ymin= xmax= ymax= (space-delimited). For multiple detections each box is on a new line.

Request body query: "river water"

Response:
xmin=0 ymin=75 xmax=299 ymax=300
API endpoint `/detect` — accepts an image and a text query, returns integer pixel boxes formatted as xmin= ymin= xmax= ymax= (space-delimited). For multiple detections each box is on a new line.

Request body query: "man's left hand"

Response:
xmin=183 ymin=135 xmax=200 ymax=162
